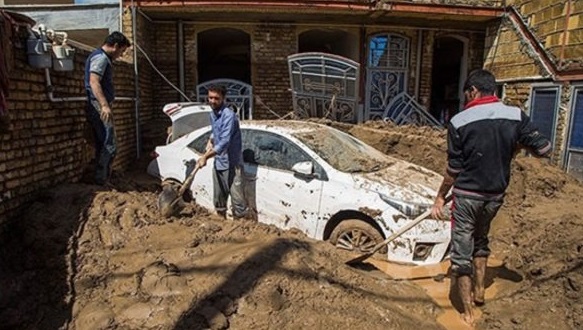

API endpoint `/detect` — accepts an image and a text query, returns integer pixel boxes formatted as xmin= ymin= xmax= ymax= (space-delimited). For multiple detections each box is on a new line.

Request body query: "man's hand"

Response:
xmin=100 ymin=105 xmax=113 ymax=123
xmin=431 ymin=195 xmax=447 ymax=220
xmin=205 ymin=139 xmax=213 ymax=153
xmin=196 ymin=156 xmax=208 ymax=169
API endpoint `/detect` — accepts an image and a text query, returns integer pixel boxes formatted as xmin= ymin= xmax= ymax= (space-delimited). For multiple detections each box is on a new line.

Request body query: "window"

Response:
xmin=530 ymin=87 xmax=559 ymax=145
xmin=569 ymin=89 xmax=583 ymax=150
xmin=242 ymin=130 xmax=313 ymax=172
xmin=188 ymin=130 xmax=212 ymax=153
xmin=566 ymin=88 xmax=583 ymax=181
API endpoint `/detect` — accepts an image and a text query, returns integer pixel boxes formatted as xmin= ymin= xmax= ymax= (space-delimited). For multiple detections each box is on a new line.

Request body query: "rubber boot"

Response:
xmin=473 ymin=256 xmax=487 ymax=306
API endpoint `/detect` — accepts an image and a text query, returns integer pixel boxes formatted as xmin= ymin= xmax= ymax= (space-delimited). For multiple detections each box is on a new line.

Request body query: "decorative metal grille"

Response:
xmin=288 ymin=52 xmax=360 ymax=123
xmin=196 ymin=79 xmax=253 ymax=120
xmin=366 ymin=34 xmax=410 ymax=120
xmin=383 ymin=92 xmax=441 ymax=127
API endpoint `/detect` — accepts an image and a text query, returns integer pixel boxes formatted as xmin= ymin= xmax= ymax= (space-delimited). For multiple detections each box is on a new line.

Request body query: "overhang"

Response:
xmin=132 ymin=0 xmax=505 ymax=30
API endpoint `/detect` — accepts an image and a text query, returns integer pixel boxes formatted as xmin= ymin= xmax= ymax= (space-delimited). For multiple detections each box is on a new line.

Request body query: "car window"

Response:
xmin=187 ymin=130 xmax=212 ymax=154
xmin=242 ymin=129 xmax=327 ymax=179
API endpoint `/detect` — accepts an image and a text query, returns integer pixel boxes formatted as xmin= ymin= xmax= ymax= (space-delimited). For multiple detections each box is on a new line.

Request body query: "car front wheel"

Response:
xmin=329 ymin=219 xmax=385 ymax=255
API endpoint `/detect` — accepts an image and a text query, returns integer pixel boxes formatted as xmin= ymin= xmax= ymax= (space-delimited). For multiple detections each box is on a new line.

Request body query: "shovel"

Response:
xmin=158 ymin=162 xmax=201 ymax=218
xmin=346 ymin=194 xmax=453 ymax=265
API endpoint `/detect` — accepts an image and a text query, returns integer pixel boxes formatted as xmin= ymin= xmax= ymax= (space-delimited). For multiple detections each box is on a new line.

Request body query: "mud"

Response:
xmin=1 ymin=120 xmax=582 ymax=330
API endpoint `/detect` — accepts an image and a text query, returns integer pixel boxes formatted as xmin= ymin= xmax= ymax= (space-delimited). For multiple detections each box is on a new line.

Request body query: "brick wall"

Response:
xmin=0 ymin=41 xmax=136 ymax=223
xmin=252 ymin=24 xmax=297 ymax=119
xmin=507 ymin=0 xmax=583 ymax=71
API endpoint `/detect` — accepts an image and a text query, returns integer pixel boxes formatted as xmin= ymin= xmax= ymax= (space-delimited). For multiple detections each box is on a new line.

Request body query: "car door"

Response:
xmin=242 ymin=129 xmax=325 ymax=238
xmin=185 ymin=129 xmax=215 ymax=210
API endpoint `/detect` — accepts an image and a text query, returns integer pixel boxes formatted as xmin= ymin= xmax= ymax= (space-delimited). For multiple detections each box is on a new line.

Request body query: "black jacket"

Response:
xmin=447 ymin=98 xmax=551 ymax=200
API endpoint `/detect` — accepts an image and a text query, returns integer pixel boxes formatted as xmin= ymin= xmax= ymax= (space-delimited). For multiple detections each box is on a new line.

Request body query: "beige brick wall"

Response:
xmin=505 ymin=0 xmax=583 ymax=70
xmin=0 ymin=43 xmax=136 ymax=223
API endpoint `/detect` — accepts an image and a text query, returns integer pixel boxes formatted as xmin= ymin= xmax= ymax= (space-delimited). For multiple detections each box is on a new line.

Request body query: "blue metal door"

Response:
xmin=365 ymin=34 xmax=410 ymax=120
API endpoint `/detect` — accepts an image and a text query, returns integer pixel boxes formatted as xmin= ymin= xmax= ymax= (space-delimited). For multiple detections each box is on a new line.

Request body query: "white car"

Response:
xmin=148 ymin=118 xmax=451 ymax=265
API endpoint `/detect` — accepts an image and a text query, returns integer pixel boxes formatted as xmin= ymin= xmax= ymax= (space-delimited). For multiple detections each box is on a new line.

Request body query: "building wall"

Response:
xmin=485 ymin=1 xmax=583 ymax=168
xmin=506 ymin=0 xmax=583 ymax=71
xmin=0 ymin=43 xmax=136 ymax=223
xmin=141 ymin=22 xmax=487 ymax=122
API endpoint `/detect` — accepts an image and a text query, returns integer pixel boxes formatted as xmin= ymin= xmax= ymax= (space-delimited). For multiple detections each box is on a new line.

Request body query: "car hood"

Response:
xmin=352 ymin=161 xmax=442 ymax=205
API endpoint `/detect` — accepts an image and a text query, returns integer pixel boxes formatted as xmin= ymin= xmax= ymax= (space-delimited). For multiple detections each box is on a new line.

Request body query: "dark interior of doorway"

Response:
xmin=430 ymin=37 xmax=464 ymax=124
xmin=198 ymin=28 xmax=251 ymax=84
xmin=298 ymin=29 xmax=358 ymax=61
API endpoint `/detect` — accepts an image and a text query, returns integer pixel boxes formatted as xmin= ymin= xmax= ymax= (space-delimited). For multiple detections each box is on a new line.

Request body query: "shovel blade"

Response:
xmin=158 ymin=185 xmax=184 ymax=218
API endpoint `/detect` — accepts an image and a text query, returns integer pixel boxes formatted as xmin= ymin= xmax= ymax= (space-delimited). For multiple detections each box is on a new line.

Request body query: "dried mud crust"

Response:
xmin=1 ymin=119 xmax=582 ymax=330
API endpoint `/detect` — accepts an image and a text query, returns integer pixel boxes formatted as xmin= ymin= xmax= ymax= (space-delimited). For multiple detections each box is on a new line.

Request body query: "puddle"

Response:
xmin=368 ymin=257 xmax=522 ymax=330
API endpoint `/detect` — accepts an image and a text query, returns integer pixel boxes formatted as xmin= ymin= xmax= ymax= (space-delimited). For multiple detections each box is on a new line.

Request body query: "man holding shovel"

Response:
xmin=197 ymin=85 xmax=248 ymax=219
xmin=431 ymin=69 xmax=551 ymax=326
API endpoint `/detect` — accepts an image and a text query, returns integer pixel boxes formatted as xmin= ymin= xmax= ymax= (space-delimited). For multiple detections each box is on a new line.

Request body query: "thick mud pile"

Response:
xmin=0 ymin=170 xmax=441 ymax=330
xmin=1 ymin=120 xmax=582 ymax=330
xmin=329 ymin=121 xmax=583 ymax=330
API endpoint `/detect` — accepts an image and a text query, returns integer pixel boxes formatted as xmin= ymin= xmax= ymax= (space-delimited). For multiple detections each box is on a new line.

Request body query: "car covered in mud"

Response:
xmin=148 ymin=114 xmax=451 ymax=265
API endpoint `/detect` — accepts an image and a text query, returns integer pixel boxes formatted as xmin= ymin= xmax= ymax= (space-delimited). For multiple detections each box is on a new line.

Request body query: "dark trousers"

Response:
xmin=86 ymin=100 xmax=116 ymax=184
xmin=450 ymin=195 xmax=503 ymax=276
xmin=212 ymin=165 xmax=248 ymax=217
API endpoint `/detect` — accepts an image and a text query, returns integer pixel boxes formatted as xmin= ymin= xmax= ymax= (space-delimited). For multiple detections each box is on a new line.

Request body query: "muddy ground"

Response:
xmin=1 ymin=120 xmax=582 ymax=330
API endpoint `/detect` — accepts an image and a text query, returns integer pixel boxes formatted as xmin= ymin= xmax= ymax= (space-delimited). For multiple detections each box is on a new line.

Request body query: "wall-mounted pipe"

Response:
xmin=132 ymin=3 xmax=141 ymax=159
xmin=44 ymin=68 xmax=136 ymax=103
xmin=178 ymin=20 xmax=185 ymax=102
xmin=44 ymin=68 xmax=86 ymax=102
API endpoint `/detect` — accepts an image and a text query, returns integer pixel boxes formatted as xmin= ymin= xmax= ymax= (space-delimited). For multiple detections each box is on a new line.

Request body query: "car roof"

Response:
xmin=240 ymin=120 xmax=330 ymax=135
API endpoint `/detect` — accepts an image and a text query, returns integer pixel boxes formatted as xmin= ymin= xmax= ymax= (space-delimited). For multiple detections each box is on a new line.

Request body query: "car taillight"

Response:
xmin=150 ymin=151 xmax=159 ymax=158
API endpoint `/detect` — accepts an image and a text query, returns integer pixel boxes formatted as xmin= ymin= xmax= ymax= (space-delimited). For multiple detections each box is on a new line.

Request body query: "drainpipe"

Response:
xmin=559 ymin=0 xmax=572 ymax=69
xmin=178 ymin=20 xmax=185 ymax=102
xmin=414 ymin=30 xmax=422 ymax=101
xmin=131 ymin=2 xmax=141 ymax=159
xmin=119 ymin=0 xmax=124 ymax=32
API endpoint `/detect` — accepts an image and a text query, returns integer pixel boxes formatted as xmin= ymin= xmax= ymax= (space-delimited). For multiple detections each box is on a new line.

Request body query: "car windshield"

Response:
xmin=294 ymin=127 xmax=393 ymax=173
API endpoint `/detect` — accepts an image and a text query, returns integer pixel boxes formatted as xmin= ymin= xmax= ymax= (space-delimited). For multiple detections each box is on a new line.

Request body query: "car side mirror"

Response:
xmin=291 ymin=161 xmax=314 ymax=176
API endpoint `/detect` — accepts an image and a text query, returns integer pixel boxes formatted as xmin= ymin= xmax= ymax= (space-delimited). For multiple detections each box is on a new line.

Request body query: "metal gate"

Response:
xmin=197 ymin=79 xmax=253 ymax=120
xmin=288 ymin=52 xmax=360 ymax=123
xmin=366 ymin=33 xmax=410 ymax=120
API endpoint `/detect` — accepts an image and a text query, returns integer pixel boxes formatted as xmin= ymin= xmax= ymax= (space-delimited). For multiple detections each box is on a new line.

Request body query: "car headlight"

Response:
xmin=378 ymin=193 xmax=432 ymax=218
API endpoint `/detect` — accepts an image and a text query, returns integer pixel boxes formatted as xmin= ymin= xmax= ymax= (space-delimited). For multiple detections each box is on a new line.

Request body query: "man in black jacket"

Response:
xmin=431 ymin=69 xmax=551 ymax=326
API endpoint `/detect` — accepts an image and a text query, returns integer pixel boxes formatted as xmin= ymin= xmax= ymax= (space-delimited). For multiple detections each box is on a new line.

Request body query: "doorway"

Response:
xmin=197 ymin=28 xmax=251 ymax=84
xmin=429 ymin=36 xmax=467 ymax=124
xmin=298 ymin=29 xmax=358 ymax=61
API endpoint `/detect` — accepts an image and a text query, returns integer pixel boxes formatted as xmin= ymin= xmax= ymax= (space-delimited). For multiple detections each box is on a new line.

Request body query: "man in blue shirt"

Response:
xmin=197 ymin=85 xmax=248 ymax=218
xmin=84 ymin=31 xmax=131 ymax=185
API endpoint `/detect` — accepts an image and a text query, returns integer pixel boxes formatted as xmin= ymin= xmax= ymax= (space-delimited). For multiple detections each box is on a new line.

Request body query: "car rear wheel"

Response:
xmin=329 ymin=219 xmax=385 ymax=255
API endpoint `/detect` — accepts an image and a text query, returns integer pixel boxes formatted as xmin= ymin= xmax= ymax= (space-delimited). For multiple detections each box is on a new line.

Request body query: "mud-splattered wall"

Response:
xmin=0 ymin=42 xmax=136 ymax=223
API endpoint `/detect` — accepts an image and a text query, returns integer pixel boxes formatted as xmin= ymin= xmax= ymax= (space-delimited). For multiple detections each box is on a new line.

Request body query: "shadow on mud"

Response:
xmin=0 ymin=172 xmax=159 ymax=329
xmin=0 ymin=187 xmax=98 ymax=329
xmin=171 ymin=238 xmax=435 ymax=329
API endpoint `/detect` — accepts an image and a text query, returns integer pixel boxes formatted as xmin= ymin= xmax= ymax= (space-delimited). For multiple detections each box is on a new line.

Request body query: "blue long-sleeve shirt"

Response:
xmin=210 ymin=105 xmax=242 ymax=170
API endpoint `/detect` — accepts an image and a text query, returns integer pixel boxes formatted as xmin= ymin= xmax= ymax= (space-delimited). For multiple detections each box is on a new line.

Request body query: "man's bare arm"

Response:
xmin=89 ymin=73 xmax=112 ymax=123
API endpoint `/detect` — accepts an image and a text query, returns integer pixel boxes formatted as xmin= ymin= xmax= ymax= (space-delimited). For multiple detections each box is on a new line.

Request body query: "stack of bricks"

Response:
xmin=0 ymin=43 xmax=136 ymax=223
